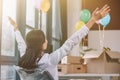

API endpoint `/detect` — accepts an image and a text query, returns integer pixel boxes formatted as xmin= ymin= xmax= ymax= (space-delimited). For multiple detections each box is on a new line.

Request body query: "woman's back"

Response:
xmin=14 ymin=65 xmax=54 ymax=80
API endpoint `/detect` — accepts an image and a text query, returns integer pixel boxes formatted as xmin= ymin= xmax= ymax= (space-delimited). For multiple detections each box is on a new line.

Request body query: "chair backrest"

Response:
xmin=14 ymin=65 xmax=54 ymax=80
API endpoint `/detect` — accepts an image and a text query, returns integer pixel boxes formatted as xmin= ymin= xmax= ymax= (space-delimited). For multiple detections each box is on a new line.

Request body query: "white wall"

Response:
xmin=88 ymin=30 xmax=120 ymax=52
xmin=67 ymin=0 xmax=82 ymax=56
xmin=67 ymin=0 xmax=81 ymax=37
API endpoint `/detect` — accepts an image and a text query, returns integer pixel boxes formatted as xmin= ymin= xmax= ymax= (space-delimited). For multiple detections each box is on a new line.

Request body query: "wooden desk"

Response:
xmin=59 ymin=73 xmax=120 ymax=80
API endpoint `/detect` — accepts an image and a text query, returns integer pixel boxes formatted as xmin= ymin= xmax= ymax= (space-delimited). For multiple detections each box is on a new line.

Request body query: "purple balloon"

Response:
xmin=35 ymin=0 xmax=42 ymax=10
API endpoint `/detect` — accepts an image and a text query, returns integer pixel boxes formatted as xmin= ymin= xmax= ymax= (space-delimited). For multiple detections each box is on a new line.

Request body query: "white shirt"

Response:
xmin=15 ymin=25 xmax=89 ymax=80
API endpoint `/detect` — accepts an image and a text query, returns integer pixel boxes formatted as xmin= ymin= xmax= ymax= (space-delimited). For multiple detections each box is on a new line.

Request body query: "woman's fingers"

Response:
xmin=100 ymin=4 xmax=108 ymax=12
xmin=100 ymin=5 xmax=110 ymax=17
xmin=8 ymin=16 xmax=16 ymax=26
xmin=8 ymin=16 xmax=18 ymax=30
xmin=91 ymin=4 xmax=110 ymax=21
xmin=92 ymin=8 xmax=99 ymax=15
xmin=101 ymin=8 xmax=110 ymax=17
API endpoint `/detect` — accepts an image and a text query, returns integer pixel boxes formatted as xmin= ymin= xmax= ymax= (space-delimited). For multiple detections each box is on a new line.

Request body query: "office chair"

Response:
xmin=14 ymin=65 xmax=54 ymax=80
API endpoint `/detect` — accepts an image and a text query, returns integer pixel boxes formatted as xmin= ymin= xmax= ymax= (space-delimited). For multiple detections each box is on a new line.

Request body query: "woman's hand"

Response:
xmin=86 ymin=4 xmax=110 ymax=29
xmin=8 ymin=16 xmax=18 ymax=31
xmin=91 ymin=4 xmax=110 ymax=22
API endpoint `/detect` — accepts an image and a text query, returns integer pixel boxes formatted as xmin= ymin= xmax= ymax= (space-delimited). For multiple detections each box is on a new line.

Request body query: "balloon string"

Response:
xmin=98 ymin=24 xmax=103 ymax=50
xmin=38 ymin=10 xmax=40 ymax=29
xmin=102 ymin=27 xmax=105 ymax=49
xmin=38 ymin=10 xmax=42 ymax=30
xmin=98 ymin=24 xmax=101 ymax=49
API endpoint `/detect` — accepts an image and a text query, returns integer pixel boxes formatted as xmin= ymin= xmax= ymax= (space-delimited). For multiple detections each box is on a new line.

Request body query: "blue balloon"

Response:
xmin=99 ymin=14 xmax=111 ymax=27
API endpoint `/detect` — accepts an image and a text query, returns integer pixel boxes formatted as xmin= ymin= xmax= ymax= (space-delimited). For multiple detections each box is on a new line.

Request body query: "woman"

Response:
xmin=8 ymin=4 xmax=110 ymax=80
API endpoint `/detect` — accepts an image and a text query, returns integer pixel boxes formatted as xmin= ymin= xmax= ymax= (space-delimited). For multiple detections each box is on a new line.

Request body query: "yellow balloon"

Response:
xmin=40 ymin=0 xmax=50 ymax=13
xmin=75 ymin=21 xmax=85 ymax=31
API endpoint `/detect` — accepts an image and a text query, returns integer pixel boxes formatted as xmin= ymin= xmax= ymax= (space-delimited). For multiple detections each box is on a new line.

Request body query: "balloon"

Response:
xmin=40 ymin=0 xmax=50 ymax=12
xmin=80 ymin=9 xmax=91 ymax=23
xmin=99 ymin=14 xmax=111 ymax=27
xmin=75 ymin=21 xmax=85 ymax=31
xmin=34 ymin=0 xmax=50 ymax=12
xmin=35 ymin=0 xmax=42 ymax=10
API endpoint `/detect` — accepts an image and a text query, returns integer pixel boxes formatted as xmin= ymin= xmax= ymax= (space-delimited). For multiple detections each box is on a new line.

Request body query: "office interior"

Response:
xmin=0 ymin=0 xmax=120 ymax=80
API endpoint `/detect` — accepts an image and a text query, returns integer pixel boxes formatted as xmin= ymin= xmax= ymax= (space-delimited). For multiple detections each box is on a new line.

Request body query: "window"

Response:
xmin=26 ymin=0 xmax=35 ymax=27
xmin=0 ymin=0 xmax=17 ymax=80
xmin=1 ymin=0 xmax=16 ymax=56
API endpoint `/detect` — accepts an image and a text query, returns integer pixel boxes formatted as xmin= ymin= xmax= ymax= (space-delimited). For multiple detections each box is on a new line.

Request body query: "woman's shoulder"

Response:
xmin=38 ymin=53 xmax=50 ymax=65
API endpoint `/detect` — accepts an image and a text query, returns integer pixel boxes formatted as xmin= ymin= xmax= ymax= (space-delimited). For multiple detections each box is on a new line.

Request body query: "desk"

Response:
xmin=59 ymin=73 xmax=120 ymax=80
